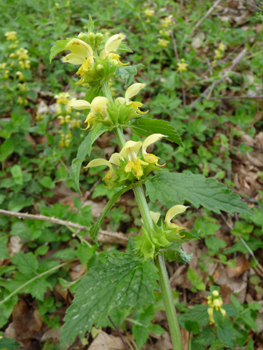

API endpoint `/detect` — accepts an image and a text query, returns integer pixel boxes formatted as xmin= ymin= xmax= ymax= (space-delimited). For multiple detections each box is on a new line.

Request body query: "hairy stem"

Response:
xmin=156 ymin=255 xmax=183 ymax=350
xmin=103 ymin=82 xmax=183 ymax=350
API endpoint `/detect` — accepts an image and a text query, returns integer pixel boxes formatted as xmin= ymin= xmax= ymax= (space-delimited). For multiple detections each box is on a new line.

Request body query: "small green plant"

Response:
xmin=48 ymin=16 xmax=252 ymax=349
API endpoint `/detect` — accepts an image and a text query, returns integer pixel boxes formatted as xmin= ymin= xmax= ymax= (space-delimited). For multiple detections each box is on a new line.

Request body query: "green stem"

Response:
xmin=102 ymin=82 xmax=183 ymax=350
xmin=156 ymin=255 xmax=183 ymax=350
xmin=0 ymin=261 xmax=69 ymax=306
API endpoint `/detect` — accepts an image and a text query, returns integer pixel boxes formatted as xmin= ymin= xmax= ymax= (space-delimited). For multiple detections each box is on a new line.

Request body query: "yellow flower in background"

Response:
xmin=207 ymin=291 xmax=226 ymax=324
xmin=160 ymin=16 xmax=173 ymax=28
xmin=159 ymin=29 xmax=171 ymax=38
xmin=0 ymin=63 xmax=7 ymax=69
xmin=55 ymin=92 xmax=70 ymax=105
xmin=69 ymin=96 xmax=109 ymax=129
xmin=5 ymin=31 xmax=17 ymax=41
xmin=16 ymin=71 xmax=24 ymax=80
xmin=59 ymin=133 xmax=72 ymax=147
xmin=177 ymin=59 xmax=188 ymax=72
xmin=58 ymin=115 xmax=71 ymax=124
xmin=211 ymin=60 xmax=217 ymax=67
xmin=219 ymin=42 xmax=225 ymax=51
xmin=144 ymin=8 xmax=154 ymax=17
xmin=214 ymin=49 xmax=222 ymax=59
xmin=16 ymin=48 xmax=29 ymax=60
xmin=157 ymin=38 xmax=169 ymax=47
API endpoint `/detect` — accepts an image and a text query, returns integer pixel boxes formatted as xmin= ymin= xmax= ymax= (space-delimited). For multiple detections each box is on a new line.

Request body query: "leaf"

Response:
xmin=84 ymin=85 xmax=104 ymax=103
xmin=213 ymin=310 xmax=234 ymax=348
xmin=12 ymin=252 xmax=38 ymax=274
xmin=60 ymin=252 xmax=158 ymax=346
xmin=192 ymin=327 xmax=215 ymax=346
xmin=77 ymin=244 xmax=97 ymax=266
xmin=50 ymin=38 xmax=71 ymax=62
xmin=29 ymin=277 xmax=51 ymax=301
xmin=0 ymin=237 xmax=10 ymax=259
xmin=53 ymin=248 xmax=77 ymax=260
xmin=0 ymin=337 xmax=20 ymax=349
xmin=146 ymin=172 xmax=253 ymax=215
xmin=90 ymin=184 xmax=133 ymax=243
xmin=231 ymin=294 xmax=243 ymax=312
xmin=133 ymin=325 xmax=150 ymax=349
xmin=224 ymin=237 xmax=263 ymax=255
xmin=115 ymin=64 xmax=143 ymax=86
xmin=178 ymin=305 xmax=209 ymax=328
xmin=131 ymin=119 xmax=183 ymax=147
xmin=87 ymin=13 xmax=94 ymax=33
xmin=70 ymin=124 xmax=108 ymax=193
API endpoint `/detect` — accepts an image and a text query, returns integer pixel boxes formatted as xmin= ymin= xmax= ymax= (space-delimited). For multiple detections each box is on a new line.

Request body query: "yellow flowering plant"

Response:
xmin=50 ymin=15 xmax=252 ymax=350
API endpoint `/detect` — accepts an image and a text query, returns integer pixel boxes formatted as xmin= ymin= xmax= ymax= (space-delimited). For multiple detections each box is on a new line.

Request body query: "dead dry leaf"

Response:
xmin=89 ymin=331 xmax=126 ymax=350
xmin=226 ymin=255 xmax=250 ymax=278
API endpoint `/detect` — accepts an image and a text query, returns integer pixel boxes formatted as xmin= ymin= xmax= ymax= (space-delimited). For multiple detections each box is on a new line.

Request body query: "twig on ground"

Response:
xmin=220 ymin=213 xmax=263 ymax=275
xmin=0 ymin=209 xmax=128 ymax=246
xmin=190 ymin=48 xmax=247 ymax=107
xmin=192 ymin=0 xmax=222 ymax=33
xmin=108 ymin=316 xmax=130 ymax=350
xmin=209 ymin=95 xmax=263 ymax=100
xmin=170 ymin=29 xmax=186 ymax=106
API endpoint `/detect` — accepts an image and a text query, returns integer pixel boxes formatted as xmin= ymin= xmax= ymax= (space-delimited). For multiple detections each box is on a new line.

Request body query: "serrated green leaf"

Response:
xmin=231 ymin=294 xmax=243 ymax=312
xmin=192 ymin=327 xmax=215 ymax=346
xmin=131 ymin=119 xmax=183 ymax=147
xmin=70 ymin=124 xmax=108 ymax=193
xmin=178 ymin=305 xmax=209 ymax=328
xmin=29 ymin=277 xmax=51 ymax=301
xmin=133 ymin=324 xmax=150 ymax=349
xmin=50 ymin=38 xmax=71 ymax=62
xmin=12 ymin=252 xmax=38 ymax=274
xmin=60 ymin=252 xmax=158 ymax=346
xmin=90 ymin=184 xmax=133 ymax=243
xmin=115 ymin=64 xmax=143 ymax=86
xmin=0 ymin=337 xmax=20 ymax=349
xmin=53 ymin=248 xmax=76 ymax=260
xmin=77 ymin=244 xmax=97 ymax=266
xmin=146 ymin=172 xmax=253 ymax=215
xmin=213 ymin=310 xmax=234 ymax=348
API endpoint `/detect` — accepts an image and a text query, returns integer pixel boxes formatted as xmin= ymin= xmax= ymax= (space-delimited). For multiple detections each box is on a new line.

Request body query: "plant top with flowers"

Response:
xmin=50 ymin=16 xmax=252 ymax=350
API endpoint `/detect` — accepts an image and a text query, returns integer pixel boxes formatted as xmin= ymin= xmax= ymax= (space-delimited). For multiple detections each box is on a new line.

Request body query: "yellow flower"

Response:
xmin=157 ymin=38 xmax=169 ymax=47
xmin=144 ymin=8 xmax=154 ymax=17
xmin=17 ymin=96 xmax=24 ymax=104
xmin=5 ymin=31 xmax=17 ymax=41
xmin=142 ymin=133 xmax=166 ymax=166
xmin=214 ymin=50 xmax=222 ymax=59
xmin=115 ymin=83 xmax=146 ymax=114
xmin=211 ymin=60 xmax=217 ymax=67
xmin=19 ymin=61 xmax=25 ymax=69
xmin=159 ymin=30 xmax=171 ymax=38
xmin=85 ymin=154 xmax=120 ymax=183
xmin=58 ymin=115 xmax=71 ymax=124
xmin=124 ymin=158 xmax=148 ymax=177
xmin=160 ymin=16 xmax=173 ymax=28
xmin=165 ymin=205 xmax=187 ymax=231
xmin=0 ymin=63 xmax=7 ymax=69
xmin=219 ymin=42 xmax=225 ymax=52
xmin=69 ymin=96 xmax=109 ymax=129
xmin=212 ymin=290 xmax=219 ymax=297
xmin=100 ymin=33 xmax=125 ymax=59
xmin=62 ymin=38 xmax=94 ymax=65
xmin=55 ymin=92 xmax=70 ymax=105
xmin=177 ymin=59 xmax=188 ymax=72
xmin=16 ymin=48 xmax=29 ymax=60
xmin=71 ymin=118 xmax=81 ymax=128
xmin=16 ymin=71 xmax=24 ymax=80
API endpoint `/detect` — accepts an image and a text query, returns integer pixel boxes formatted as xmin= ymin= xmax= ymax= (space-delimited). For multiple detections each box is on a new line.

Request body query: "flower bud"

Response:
xmin=88 ymin=32 xmax=95 ymax=47
xmin=96 ymin=64 xmax=104 ymax=72
xmin=95 ymin=33 xmax=104 ymax=47
xmin=77 ymin=32 xmax=89 ymax=43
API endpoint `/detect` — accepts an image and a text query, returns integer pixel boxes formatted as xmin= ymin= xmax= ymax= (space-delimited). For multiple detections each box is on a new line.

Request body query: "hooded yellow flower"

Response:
xmin=115 ymin=83 xmax=146 ymax=114
xmin=62 ymin=38 xmax=93 ymax=65
xmin=85 ymin=134 xmax=166 ymax=187
xmin=69 ymin=96 xmax=109 ymax=129
xmin=149 ymin=204 xmax=187 ymax=234
xmin=100 ymin=33 xmax=126 ymax=65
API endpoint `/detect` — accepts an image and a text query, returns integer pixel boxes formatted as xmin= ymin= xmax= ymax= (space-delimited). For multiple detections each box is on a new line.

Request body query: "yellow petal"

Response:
xmin=62 ymin=53 xmax=85 ymax=65
xmin=66 ymin=39 xmax=93 ymax=60
xmin=124 ymin=160 xmax=134 ymax=173
xmin=142 ymin=133 xmax=167 ymax=156
xmin=85 ymin=158 xmax=113 ymax=171
xmin=165 ymin=205 xmax=188 ymax=228
xmin=120 ymin=141 xmax=142 ymax=161
xmin=144 ymin=153 xmax=161 ymax=165
xmin=90 ymin=96 xmax=109 ymax=114
xmin=69 ymin=100 xmax=91 ymax=110
xmin=105 ymin=33 xmax=125 ymax=54
xmin=125 ymin=83 xmax=145 ymax=101
xmin=115 ymin=97 xmax=126 ymax=104
xmin=150 ymin=211 xmax=160 ymax=224
xmin=109 ymin=153 xmax=123 ymax=166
